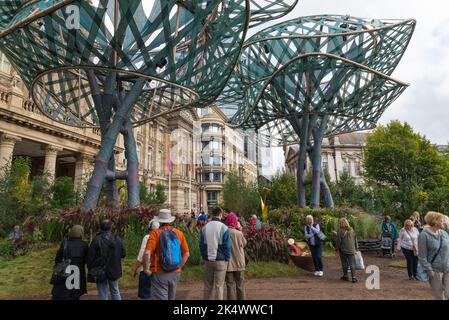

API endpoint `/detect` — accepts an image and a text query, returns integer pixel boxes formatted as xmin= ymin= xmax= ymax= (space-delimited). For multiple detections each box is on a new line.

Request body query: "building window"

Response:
xmin=184 ymin=188 xmax=188 ymax=207
xmin=207 ymin=191 xmax=218 ymax=206
xmin=137 ymin=144 xmax=141 ymax=163
xmin=157 ymin=127 xmax=163 ymax=142
xmin=156 ymin=151 xmax=162 ymax=175
xmin=202 ymin=124 xmax=223 ymax=133
xmin=322 ymin=157 xmax=329 ymax=174
xmin=0 ymin=53 xmax=11 ymax=74
xmin=147 ymin=147 xmax=153 ymax=171
xmin=343 ymin=158 xmax=349 ymax=174
xmin=354 ymin=159 xmax=361 ymax=176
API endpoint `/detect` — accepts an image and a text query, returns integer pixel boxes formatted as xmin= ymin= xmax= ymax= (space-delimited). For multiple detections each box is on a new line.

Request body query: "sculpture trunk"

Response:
xmin=105 ymin=155 xmax=119 ymax=208
xmin=320 ymin=172 xmax=334 ymax=208
xmin=296 ymin=115 xmax=309 ymax=208
xmin=83 ymin=77 xmax=145 ymax=212
xmin=122 ymin=120 xmax=140 ymax=208
xmin=310 ymin=115 xmax=329 ymax=209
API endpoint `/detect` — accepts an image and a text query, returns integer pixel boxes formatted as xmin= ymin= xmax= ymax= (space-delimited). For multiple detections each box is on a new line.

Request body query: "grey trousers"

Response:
xmin=429 ymin=272 xmax=449 ymax=300
xmin=339 ymin=252 xmax=356 ymax=278
xmin=150 ymin=272 xmax=181 ymax=300
xmin=225 ymin=271 xmax=246 ymax=300
xmin=203 ymin=261 xmax=228 ymax=300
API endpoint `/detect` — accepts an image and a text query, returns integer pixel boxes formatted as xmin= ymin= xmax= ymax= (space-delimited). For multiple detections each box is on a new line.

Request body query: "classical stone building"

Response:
xmin=0 ymin=52 xmax=259 ymax=213
xmin=284 ymin=132 xmax=368 ymax=184
xmin=197 ymin=106 xmax=258 ymax=210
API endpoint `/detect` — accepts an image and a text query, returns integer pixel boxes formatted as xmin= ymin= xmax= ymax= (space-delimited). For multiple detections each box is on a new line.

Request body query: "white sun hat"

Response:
xmin=155 ymin=209 xmax=175 ymax=224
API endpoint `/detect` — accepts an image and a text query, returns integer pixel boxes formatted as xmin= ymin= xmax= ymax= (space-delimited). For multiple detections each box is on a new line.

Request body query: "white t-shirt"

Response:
xmin=398 ymin=227 xmax=419 ymax=251
xmin=137 ymin=234 xmax=150 ymax=272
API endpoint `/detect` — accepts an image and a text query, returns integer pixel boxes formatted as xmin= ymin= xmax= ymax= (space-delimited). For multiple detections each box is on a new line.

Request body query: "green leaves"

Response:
xmin=266 ymin=171 xmax=297 ymax=209
xmin=363 ymin=120 xmax=449 ymax=218
xmin=222 ymin=170 xmax=261 ymax=218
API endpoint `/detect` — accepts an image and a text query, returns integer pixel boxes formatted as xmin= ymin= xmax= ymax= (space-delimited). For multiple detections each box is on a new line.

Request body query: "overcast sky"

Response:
xmin=262 ymin=0 xmax=449 ymax=175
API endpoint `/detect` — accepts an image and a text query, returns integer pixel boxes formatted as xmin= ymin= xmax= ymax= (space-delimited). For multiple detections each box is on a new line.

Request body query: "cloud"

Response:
xmin=260 ymin=0 xmax=449 ymax=171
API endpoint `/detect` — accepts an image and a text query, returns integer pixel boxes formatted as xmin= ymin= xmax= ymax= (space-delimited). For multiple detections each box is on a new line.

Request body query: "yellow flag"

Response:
xmin=261 ymin=187 xmax=271 ymax=222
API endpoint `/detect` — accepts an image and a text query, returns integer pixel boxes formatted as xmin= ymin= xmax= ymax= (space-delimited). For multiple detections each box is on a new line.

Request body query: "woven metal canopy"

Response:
xmin=0 ymin=0 xmax=299 ymax=211
xmin=0 ymin=0 xmax=298 ymax=128
xmin=0 ymin=0 xmax=251 ymax=127
xmin=219 ymin=15 xmax=416 ymax=146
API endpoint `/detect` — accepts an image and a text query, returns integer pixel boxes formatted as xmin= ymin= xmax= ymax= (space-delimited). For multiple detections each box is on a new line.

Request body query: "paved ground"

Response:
xmin=82 ymin=254 xmax=432 ymax=300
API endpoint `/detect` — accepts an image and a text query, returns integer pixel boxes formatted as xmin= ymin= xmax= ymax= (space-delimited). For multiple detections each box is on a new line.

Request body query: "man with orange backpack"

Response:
xmin=143 ymin=209 xmax=190 ymax=300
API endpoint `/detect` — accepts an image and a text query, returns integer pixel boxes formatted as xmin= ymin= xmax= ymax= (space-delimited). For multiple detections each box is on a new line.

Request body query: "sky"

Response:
xmin=261 ymin=0 xmax=449 ymax=175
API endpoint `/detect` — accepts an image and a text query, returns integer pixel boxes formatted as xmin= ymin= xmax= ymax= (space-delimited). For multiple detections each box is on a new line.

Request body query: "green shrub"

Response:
xmin=51 ymin=177 xmax=77 ymax=209
xmin=124 ymin=214 xmax=147 ymax=257
xmin=42 ymin=218 xmax=69 ymax=243
xmin=175 ymin=224 xmax=202 ymax=267
xmin=244 ymin=224 xmax=288 ymax=263
xmin=0 ymin=239 xmax=16 ymax=258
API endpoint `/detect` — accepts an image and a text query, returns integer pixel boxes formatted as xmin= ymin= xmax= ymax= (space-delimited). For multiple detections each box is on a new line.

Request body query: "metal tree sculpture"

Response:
xmin=0 ymin=0 xmax=298 ymax=211
xmin=220 ymin=15 xmax=416 ymax=209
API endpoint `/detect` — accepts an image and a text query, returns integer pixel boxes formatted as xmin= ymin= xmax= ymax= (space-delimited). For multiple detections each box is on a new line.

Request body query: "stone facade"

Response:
xmin=0 ymin=53 xmax=259 ymax=213
xmin=284 ymin=132 xmax=368 ymax=184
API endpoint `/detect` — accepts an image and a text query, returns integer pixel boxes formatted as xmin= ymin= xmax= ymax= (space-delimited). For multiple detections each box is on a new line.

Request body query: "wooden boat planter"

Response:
xmin=289 ymin=254 xmax=315 ymax=272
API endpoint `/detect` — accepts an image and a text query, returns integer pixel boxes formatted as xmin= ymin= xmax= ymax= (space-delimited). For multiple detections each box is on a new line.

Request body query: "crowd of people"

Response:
xmin=49 ymin=207 xmax=252 ymax=301
xmin=292 ymin=210 xmax=449 ymax=300
xmin=43 ymin=207 xmax=449 ymax=301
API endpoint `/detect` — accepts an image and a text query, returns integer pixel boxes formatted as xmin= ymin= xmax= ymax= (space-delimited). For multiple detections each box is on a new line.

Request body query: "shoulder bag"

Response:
xmin=51 ymin=240 xmax=71 ymax=284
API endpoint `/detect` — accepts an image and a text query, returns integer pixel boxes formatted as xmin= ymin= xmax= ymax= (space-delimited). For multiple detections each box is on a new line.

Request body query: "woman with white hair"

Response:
xmin=304 ymin=215 xmax=324 ymax=277
xmin=397 ymin=219 xmax=419 ymax=280
xmin=418 ymin=212 xmax=449 ymax=300
xmin=131 ymin=218 xmax=160 ymax=299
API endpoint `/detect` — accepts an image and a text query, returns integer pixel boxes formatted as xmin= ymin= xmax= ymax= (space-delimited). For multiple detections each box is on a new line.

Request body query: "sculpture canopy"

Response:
xmin=0 ymin=0 xmax=298 ymax=128
xmin=0 ymin=0 xmax=299 ymax=211
xmin=219 ymin=15 xmax=416 ymax=146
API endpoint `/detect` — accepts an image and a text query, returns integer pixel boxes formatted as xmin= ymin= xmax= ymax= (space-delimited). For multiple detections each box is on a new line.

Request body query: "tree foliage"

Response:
xmin=222 ymin=171 xmax=261 ymax=218
xmin=363 ymin=121 xmax=449 ymax=219
xmin=140 ymin=182 xmax=167 ymax=205
xmin=266 ymin=171 xmax=297 ymax=209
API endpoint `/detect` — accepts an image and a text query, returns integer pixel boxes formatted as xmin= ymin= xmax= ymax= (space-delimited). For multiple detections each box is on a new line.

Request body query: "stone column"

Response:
xmin=74 ymin=154 xmax=94 ymax=191
xmin=0 ymin=133 xmax=21 ymax=173
xmin=42 ymin=145 xmax=62 ymax=180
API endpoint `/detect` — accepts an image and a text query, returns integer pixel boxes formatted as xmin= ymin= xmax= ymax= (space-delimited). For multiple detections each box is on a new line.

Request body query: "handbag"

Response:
xmin=317 ymin=230 xmax=327 ymax=241
xmin=416 ymin=234 xmax=443 ymax=282
xmin=138 ymin=271 xmax=152 ymax=299
xmin=87 ymin=238 xmax=111 ymax=283
xmin=355 ymin=251 xmax=365 ymax=270
xmin=51 ymin=240 xmax=71 ymax=284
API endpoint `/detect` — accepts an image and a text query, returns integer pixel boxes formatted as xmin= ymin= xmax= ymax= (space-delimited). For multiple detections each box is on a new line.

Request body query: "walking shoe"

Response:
xmin=409 ymin=277 xmax=414 ymax=281
xmin=313 ymin=271 xmax=319 ymax=276
xmin=318 ymin=271 xmax=324 ymax=277
xmin=413 ymin=276 xmax=419 ymax=281
xmin=340 ymin=276 xmax=349 ymax=281
xmin=352 ymin=277 xmax=358 ymax=283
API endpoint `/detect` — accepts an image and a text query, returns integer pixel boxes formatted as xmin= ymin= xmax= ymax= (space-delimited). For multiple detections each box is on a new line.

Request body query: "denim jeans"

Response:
xmin=309 ymin=243 xmax=323 ymax=272
xmin=96 ymin=280 xmax=121 ymax=300
xmin=401 ymin=247 xmax=418 ymax=278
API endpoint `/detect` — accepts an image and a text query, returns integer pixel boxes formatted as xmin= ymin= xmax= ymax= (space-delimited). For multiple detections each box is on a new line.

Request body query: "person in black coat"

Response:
xmin=51 ymin=225 xmax=88 ymax=300
xmin=87 ymin=219 xmax=126 ymax=300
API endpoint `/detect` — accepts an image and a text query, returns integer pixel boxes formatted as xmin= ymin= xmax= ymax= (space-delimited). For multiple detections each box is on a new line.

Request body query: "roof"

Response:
xmin=335 ymin=132 xmax=369 ymax=146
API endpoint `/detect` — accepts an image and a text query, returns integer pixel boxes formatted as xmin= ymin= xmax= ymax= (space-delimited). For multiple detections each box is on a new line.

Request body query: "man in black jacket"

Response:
xmin=87 ymin=219 xmax=126 ymax=300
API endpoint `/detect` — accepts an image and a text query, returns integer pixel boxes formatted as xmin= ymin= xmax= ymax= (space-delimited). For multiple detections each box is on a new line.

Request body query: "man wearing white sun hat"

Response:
xmin=143 ymin=209 xmax=190 ymax=300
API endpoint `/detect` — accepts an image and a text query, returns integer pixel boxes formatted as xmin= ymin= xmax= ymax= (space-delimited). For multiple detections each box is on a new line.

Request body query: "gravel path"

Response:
xmin=81 ymin=254 xmax=432 ymax=300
